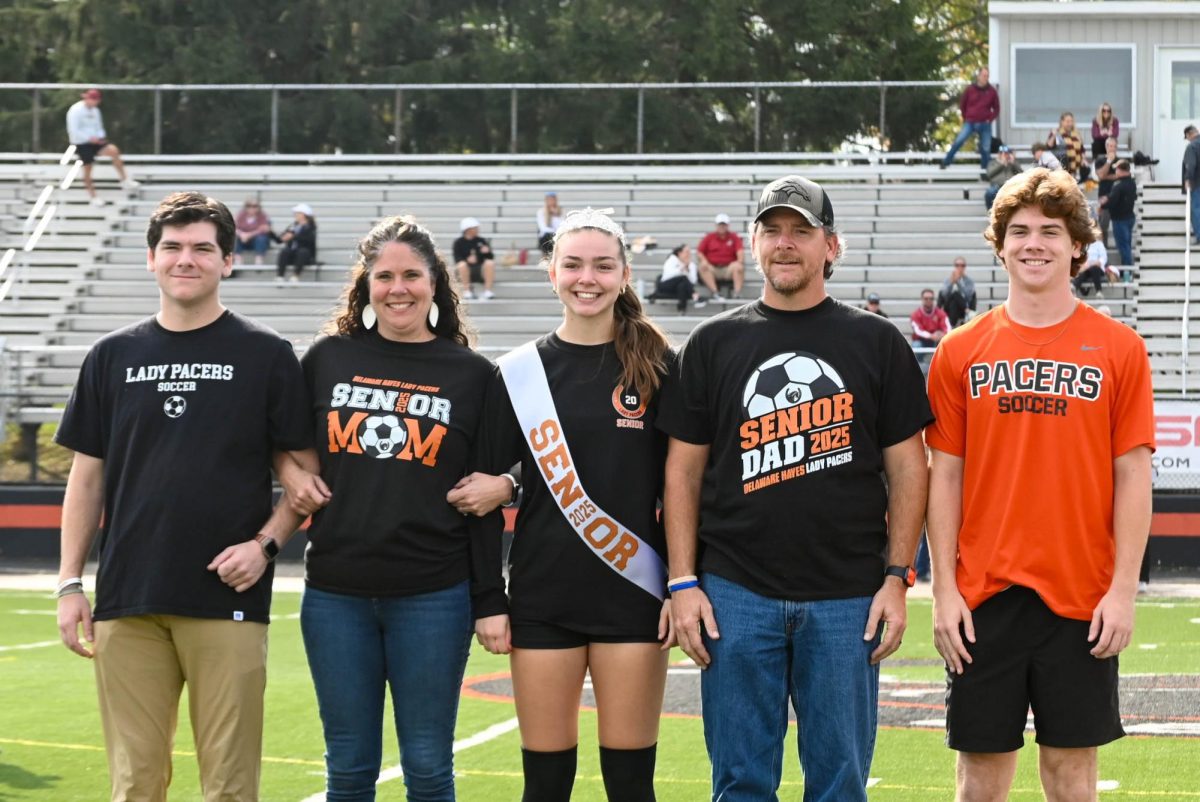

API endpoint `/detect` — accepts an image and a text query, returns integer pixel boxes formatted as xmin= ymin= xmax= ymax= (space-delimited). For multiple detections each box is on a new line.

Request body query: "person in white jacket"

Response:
xmin=65 ymin=88 xmax=138 ymax=206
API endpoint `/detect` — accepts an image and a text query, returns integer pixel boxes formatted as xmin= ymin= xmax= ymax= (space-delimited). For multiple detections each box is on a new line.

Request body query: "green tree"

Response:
xmin=4 ymin=0 xmax=966 ymax=155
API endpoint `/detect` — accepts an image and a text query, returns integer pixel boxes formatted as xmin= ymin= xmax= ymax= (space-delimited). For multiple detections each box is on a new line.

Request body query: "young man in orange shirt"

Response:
xmin=925 ymin=168 xmax=1154 ymax=801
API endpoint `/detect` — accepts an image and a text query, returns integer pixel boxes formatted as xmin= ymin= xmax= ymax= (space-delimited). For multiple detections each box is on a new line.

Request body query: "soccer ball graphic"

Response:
xmin=742 ymin=352 xmax=845 ymax=418
xmin=163 ymin=396 xmax=187 ymax=418
xmin=358 ymin=414 xmax=406 ymax=458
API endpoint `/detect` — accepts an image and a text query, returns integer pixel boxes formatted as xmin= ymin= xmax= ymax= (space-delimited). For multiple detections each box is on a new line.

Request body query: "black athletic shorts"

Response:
xmin=510 ymin=617 xmax=662 ymax=650
xmin=946 ymin=585 xmax=1124 ymax=752
xmin=74 ymin=142 xmax=105 ymax=164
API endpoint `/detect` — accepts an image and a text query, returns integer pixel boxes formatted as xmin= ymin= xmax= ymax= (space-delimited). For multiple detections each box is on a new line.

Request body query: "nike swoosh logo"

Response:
xmin=1081 ymin=345 xmax=1103 ymax=351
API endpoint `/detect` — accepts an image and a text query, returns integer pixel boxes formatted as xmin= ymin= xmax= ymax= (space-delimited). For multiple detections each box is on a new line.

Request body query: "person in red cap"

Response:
xmin=65 ymin=88 xmax=139 ymax=206
xmin=696 ymin=212 xmax=745 ymax=301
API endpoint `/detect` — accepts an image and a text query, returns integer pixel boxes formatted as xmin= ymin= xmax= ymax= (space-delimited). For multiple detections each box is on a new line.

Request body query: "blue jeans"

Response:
xmin=1190 ymin=188 xmax=1200 ymax=243
xmin=700 ymin=573 xmax=880 ymax=802
xmin=942 ymin=121 xmax=992 ymax=170
xmin=235 ymin=233 xmax=270 ymax=255
xmin=1112 ymin=217 xmax=1134 ymax=268
xmin=301 ymin=583 xmax=473 ymax=802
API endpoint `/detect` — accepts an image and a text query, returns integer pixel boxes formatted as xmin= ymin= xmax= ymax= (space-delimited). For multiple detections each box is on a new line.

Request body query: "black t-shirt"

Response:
xmin=300 ymin=331 xmax=506 ymax=617
xmin=1107 ymin=176 xmax=1137 ymax=220
xmin=658 ymin=298 xmax=933 ymax=601
xmin=476 ymin=333 xmax=673 ymax=638
xmin=1095 ymin=156 xmax=1115 ymax=199
xmin=452 ymin=235 xmax=493 ymax=265
xmin=55 ymin=311 xmax=311 ymax=623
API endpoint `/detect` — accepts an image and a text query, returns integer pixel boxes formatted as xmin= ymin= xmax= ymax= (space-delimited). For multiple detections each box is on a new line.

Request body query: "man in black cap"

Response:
xmin=659 ymin=175 xmax=932 ymax=801
xmin=863 ymin=291 xmax=888 ymax=317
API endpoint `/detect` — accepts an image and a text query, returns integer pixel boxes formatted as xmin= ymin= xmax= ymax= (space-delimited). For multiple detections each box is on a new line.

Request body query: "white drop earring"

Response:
xmin=428 ymin=302 xmax=440 ymax=329
xmin=361 ymin=304 xmax=376 ymax=330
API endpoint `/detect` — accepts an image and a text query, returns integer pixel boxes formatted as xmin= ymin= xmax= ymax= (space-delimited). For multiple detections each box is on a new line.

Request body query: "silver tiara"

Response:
xmin=554 ymin=207 xmax=627 ymax=249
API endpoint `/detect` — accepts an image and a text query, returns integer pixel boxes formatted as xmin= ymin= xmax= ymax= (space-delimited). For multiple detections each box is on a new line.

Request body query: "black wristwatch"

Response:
xmin=501 ymin=473 xmax=521 ymax=508
xmin=255 ymin=533 xmax=280 ymax=561
xmin=884 ymin=565 xmax=916 ymax=588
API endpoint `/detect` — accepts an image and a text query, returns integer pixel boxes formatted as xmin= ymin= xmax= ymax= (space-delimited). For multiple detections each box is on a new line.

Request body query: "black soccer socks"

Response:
xmin=599 ymin=743 xmax=657 ymax=802
xmin=521 ymin=746 xmax=577 ymax=802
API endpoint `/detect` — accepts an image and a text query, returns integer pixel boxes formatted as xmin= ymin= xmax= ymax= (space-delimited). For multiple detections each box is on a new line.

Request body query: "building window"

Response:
xmin=1012 ymin=46 xmax=1135 ymax=128
xmin=1174 ymin=61 xmax=1200 ymax=119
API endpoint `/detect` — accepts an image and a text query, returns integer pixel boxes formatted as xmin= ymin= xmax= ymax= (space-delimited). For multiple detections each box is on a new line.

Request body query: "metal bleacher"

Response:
xmin=0 ymin=154 xmax=1143 ymax=432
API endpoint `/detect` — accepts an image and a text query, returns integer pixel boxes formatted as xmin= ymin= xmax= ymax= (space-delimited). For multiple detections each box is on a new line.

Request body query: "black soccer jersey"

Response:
xmin=300 ymin=331 xmax=506 ymax=618
xmin=477 ymin=333 xmax=673 ymax=638
xmin=658 ymin=298 xmax=933 ymax=601
xmin=55 ymin=311 xmax=311 ymax=624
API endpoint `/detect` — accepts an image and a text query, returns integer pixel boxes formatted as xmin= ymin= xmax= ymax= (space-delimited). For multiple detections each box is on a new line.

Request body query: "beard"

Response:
xmin=764 ymin=261 xmax=820 ymax=296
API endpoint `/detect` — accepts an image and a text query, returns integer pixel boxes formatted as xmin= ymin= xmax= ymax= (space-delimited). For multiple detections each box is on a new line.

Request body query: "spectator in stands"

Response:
xmin=940 ymin=68 xmax=1000 ymax=172
xmin=937 ymin=258 xmax=977 ymax=328
xmin=658 ymin=243 xmax=706 ymax=313
xmin=233 ymin=199 xmax=271 ymax=270
xmin=536 ymin=191 xmax=563 ymax=254
xmin=1031 ymin=142 xmax=1063 ymax=172
xmin=453 ymin=217 xmax=496 ymax=300
xmin=911 ymin=288 xmax=950 ymax=349
xmin=64 ymin=88 xmax=139 ymax=206
xmin=697 ymin=213 xmax=745 ymax=301
xmin=1094 ymin=137 xmax=1120 ymax=247
xmin=1073 ymin=223 xmax=1111 ymax=298
xmin=1047 ymin=112 xmax=1089 ymax=183
xmin=54 ymin=191 xmax=311 ymax=802
xmin=863 ymin=291 xmax=888 ymax=317
xmin=1091 ymin=103 xmax=1120 ymax=159
xmin=1183 ymin=125 xmax=1200 ymax=246
xmin=276 ymin=203 xmax=317 ymax=283
xmin=984 ymin=146 xmax=1022 ymax=210
xmin=1101 ymin=159 xmax=1136 ymax=273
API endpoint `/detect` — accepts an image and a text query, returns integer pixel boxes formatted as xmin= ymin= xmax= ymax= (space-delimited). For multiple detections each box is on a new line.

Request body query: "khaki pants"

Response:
xmin=93 ymin=615 xmax=268 ymax=802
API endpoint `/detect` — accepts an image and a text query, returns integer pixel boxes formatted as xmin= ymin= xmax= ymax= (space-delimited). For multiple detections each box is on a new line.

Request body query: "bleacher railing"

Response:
xmin=1 ymin=80 xmax=960 ymax=157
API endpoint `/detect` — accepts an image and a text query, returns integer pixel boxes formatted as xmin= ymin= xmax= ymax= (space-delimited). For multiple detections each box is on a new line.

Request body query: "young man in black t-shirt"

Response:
xmin=452 ymin=216 xmax=496 ymax=299
xmin=660 ymin=175 xmax=931 ymax=801
xmin=54 ymin=192 xmax=312 ymax=801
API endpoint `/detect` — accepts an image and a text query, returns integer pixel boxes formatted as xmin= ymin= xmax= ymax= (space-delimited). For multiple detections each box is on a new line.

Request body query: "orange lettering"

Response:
xmin=740 ymin=418 xmax=760 ymax=449
xmin=604 ymin=533 xmax=639 ymax=570
xmin=404 ymin=419 xmax=445 ymax=466
xmin=776 ymin=406 xmax=799 ymax=439
xmin=583 ymin=517 xmax=618 ymax=549
xmin=832 ymin=391 xmax=853 ymax=422
xmin=538 ymin=443 xmax=570 ymax=481
xmin=811 ymin=397 xmax=832 ymax=427
xmin=327 ymin=411 xmax=367 ymax=453
xmin=530 ymin=419 xmax=560 ymax=451
xmin=550 ymin=470 xmax=584 ymax=509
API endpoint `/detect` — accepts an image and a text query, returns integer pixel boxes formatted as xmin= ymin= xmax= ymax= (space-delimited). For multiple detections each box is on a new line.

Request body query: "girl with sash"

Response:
xmin=467 ymin=208 xmax=675 ymax=802
xmin=278 ymin=216 xmax=511 ymax=802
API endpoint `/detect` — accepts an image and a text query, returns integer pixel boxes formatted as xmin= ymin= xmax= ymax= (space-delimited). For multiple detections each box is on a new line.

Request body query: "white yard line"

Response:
xmin=299 ymin=717 xmax=520 ymax=802
xmin=0 ymin=640 xmax=60 ymax=652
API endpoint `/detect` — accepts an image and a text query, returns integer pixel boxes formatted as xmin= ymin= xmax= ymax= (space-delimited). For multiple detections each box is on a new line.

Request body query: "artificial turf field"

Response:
xmin=2 ymin=589 xmax=1197 ymax=801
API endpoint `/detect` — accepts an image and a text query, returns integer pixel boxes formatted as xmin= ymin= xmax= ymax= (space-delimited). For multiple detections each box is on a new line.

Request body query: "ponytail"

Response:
xmin=612 ymin=287 xmax=671 ymax=399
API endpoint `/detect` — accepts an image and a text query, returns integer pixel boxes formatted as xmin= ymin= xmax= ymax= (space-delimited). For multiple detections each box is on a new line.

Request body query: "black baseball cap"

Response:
xmin=754 ymin=175 xmax=835 ymax=228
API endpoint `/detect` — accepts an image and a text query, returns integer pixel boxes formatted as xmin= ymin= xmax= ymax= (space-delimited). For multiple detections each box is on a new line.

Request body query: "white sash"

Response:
xmin=498 ymin=340 xmax=666 ymax=602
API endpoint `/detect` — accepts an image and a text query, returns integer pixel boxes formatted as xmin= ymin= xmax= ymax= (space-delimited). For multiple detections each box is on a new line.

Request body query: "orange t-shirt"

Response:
xmin=925 ymin=302 xmax=1154 ymax=620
